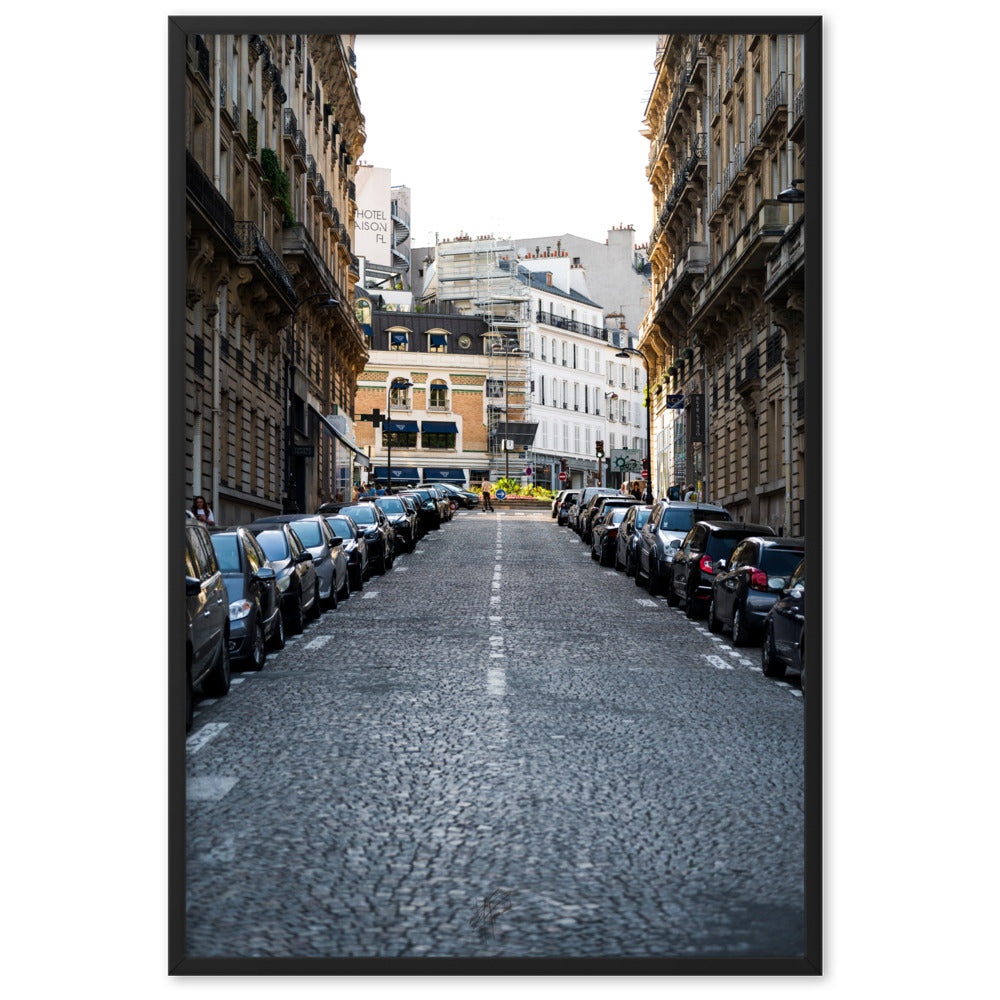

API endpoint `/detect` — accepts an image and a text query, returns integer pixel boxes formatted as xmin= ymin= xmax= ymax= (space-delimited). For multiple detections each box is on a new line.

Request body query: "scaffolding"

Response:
xmin=435 ymin=236 xmax=535 ymax=479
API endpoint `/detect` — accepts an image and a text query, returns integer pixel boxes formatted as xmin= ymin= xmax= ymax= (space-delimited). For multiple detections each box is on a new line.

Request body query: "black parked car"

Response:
xmin=590 ymin=507 xmax=632 ymax=566
xmin=246 ymin=522 xmax=319 ymax=634
xmin=209 ymin=526 xmax=284 ymax=671
xmin=396 ymin=489 xmax=442 ymax=533
xmin=252 ymin=514 xmax=349 ymax=611
xmin=585 ymin=496 xmax=639 ymax=545
xmin=708 ymin=536 xmax=806 ymax=645
xmin=667 ymin=520 xmax=776 ymax=618
xmin=323 ymin=514 xmax=369 ymax=591
xmin=396 ymin=494 xmax=425 ymax=539
xmin=373 ymin=495 xmax=418 ymax=552
xmin=577 ymin=488 xmax=623 ymax=542
xmin=634 ymin=500 xmax=734 ymax=593
xmin=761 ymin=557 xmax=806 ymax=687
xmin=185 ymin=519 xmax=231 ymax=730
xmin=428 ymin=482 xmax=479 ymax=509
xmin=318 ymin=501 xmax=395 ymax=574
xmin=615 ymin=504 xmax=652 ymax=574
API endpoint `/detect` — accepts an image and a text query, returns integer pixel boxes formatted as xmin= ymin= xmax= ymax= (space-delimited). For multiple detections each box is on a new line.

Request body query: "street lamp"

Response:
xmin=603 ymin=392 xmax=618 ymax=487
xmin=777 ymin=178 xmax=805 ymax=203
xmin=385 ymin=376 xmax=413 ymax=493
xmin=615 ymin=346 xmax=651 ymax=501
xmin=493 ymin=341 xmax=525 ymax=481
xmin=284 ymin=291 xmax=339 ymax=513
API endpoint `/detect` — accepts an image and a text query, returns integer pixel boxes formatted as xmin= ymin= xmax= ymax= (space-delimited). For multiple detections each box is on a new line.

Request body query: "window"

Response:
xmin=429 ymin=380 xmax=449 ymax=409
xmin=423 ymin=431 xmax=456 ymax=450
xmin=428 ymin=333 xmax=447 ymax=353
xmin=384 ymin=429 xmax=417 ymax=448
xmin=389 ymin=383 xmax=411 ymax=408
xmin=389 ymin=330 xmax=409 ymax=351
xmin=541 ymin=336 xmax=547 ymax=361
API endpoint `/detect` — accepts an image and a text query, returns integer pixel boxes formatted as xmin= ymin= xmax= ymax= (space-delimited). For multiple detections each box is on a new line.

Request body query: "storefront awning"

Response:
xmin=421 ymin=468 xmax=466 ymax=482
xmin=373 ymin=467 xmax=420 ymax=483
xmin=421 ymin=421 xmax=459 ymax=434
xmin=386 ymin=420 xmax=419 ymax=434
xmin=310 ymin=405 xmax=370 ymax=467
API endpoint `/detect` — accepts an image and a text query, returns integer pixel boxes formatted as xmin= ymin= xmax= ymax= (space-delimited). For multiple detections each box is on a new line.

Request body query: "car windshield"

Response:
xmin=634 ymin=509 xmax=651 ymax=528
xmin=290 ymin=520 xmax=323 ymax=546
xmin=339 ymin=505 xmax=376 ymax=524
xmin=761 ymin=548 xmax=807 ymax=576
xmin=660 ymin=509 xmax=697 ymax=531
xmin=210 ymin=534 xmax=242 ymax=573
xmin=255 ymin=530 xmax=290 ymax=561
xmin=325 ymin=517 xmax=355 ymax=539
xmin=376 ymin=498 xmax=405 ymax=514
xmin=609 ymin=509 xmax=629 ymax=524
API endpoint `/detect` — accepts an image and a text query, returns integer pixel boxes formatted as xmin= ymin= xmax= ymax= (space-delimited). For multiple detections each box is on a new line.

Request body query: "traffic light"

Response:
xmin=595 ymin=439 xmax=604 ymax=458
xmin=642 ymin=457 xmax=649 ymax=471
xmin=561 ymin=458 xmax=569 ymax=473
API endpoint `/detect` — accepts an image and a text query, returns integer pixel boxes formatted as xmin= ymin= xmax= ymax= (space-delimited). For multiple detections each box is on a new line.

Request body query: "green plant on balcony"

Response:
xmin=260 ymin=147 xmax=295 ymax=226
xmin=667 ymin=365 xmax=679 ymax=377
xmin=247 ymin=112 xmax=258 ymax=155
xmin=682 ymin=347 xmax=694 ymax=360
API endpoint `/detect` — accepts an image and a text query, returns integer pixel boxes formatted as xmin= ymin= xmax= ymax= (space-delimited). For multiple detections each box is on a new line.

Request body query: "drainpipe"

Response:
xmin=783 ymin=337 xmax=793 ymax=536
xmin=211 ymin=36 xmax=222 ymax=519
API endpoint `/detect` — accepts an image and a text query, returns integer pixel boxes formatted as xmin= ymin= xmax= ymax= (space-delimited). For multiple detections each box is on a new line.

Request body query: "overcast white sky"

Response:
xmin=354 ymin=33 xmax=658 ymax=248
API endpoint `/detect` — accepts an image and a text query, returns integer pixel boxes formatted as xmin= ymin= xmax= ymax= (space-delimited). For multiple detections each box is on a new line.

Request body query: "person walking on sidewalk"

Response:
xmin=481 ymin=479 xmax=495 ymax=512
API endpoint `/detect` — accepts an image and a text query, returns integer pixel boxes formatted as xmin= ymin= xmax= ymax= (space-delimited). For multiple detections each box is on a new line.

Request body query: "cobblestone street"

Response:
xmin=185 ymin=509 xmax=805 ymax=959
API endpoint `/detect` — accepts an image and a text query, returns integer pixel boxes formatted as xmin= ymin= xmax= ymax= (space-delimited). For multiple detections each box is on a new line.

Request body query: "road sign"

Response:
xmin=641 ymin=470 xmax=649 ymax=479
xmin=524 ymin=466 xmax=532 ymax=476
xmin=611 ymin=447 xmax=640 ymax=472
xmin=558 ymin=472 xmax=567 ymax=482
xmin=495 ymin=488 xmax=507 ymax=500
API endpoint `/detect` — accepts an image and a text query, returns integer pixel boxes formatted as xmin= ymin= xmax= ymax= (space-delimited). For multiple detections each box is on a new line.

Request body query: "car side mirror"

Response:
xmin=255 ymin=565 xmax=276 ymax=581
xmin=715 ymin=558 xmax=727 ymax=571
xmin=185 ymin=575 xmax=201 ymax=596
xmin=329 ymin=537 xmax=343 ymax=547
xmin=296 ymin=551 xmax=313 ymax=563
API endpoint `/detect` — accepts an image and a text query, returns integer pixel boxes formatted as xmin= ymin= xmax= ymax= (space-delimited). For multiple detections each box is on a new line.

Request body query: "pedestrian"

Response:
xmin=642 ymin=483 xmax=653 ymax=504
xmin=481 ymin=479 xmax=495 ymax=512
xmin=632 ymin=482 xmax=642 ymax=501
xmin=190 ymin=496 xmax=214 ymax=525
xmin=684 ymin=485 xmax=700 ymax=502
xmin=352 ymin=484 xmax=361 ymax=501
xmin=335 ymin=491 xmax=344 ymax=502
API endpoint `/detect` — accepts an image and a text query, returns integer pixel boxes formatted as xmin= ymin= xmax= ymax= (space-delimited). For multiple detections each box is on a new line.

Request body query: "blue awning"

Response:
xmin=429 ymin=334 xmax=447 ymax=347
xmin=373 ymin=467 xmax=420 ymax=482
xmin=386 ymin=420 xmax=418 ymax=433
xmin=421 ymin=421 xmax=459 ymax=434
xmin=421 ymin=468 xmax=466 ymax=482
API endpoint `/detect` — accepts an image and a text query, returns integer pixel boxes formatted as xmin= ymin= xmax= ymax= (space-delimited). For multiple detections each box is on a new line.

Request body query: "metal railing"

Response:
xmin=764 ymin=71 xmax=788 ymax=127
xmin=234 ymin=221 xmax=296 ymax=303
xmin=186 ymin=151 xmax=239 ymax=246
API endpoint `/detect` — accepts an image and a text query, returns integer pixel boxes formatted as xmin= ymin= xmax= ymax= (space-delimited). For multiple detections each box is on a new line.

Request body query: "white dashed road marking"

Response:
xmin=362 ymin=591 xmax=379 ymax=599
xmin=702 ymin=655 xmax=735 ymax=671
xmin=187 ymin=776 xmax=239 ymax=801
xmin=304 ymin=635 xmax=334 ymax=650
xmin=186 ymin=722 xmax=228 ymax=754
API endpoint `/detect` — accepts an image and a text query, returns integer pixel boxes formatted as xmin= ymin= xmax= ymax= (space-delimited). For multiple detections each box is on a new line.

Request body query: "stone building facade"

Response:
xmin=639 ymin=32 xmax=806 ymax=534
xmin=184 ymin=31 xmax=369 ymax=524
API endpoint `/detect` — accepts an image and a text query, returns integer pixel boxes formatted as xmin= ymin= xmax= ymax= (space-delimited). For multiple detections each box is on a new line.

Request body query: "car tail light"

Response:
xmin=700 ymin=554 xmax=715 ymax=574
xmin=749 ymin=568 xmax=769 ymax=591
xmin=608 ymin=528 xmax=618 ymax=538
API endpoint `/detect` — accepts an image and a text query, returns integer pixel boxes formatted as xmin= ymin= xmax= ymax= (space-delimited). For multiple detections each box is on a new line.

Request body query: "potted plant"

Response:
xmin=667 ymin=365 xmax=679 ymax=377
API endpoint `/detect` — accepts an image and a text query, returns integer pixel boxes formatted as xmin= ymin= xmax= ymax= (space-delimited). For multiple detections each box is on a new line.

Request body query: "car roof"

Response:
xmin=252 ymin=513 xmax=321 ymax=523
xmin=697 ymin=520 xmax=774 ymax=533
xmin=658 ymin=500 xmax=728 ymax=510
xmin=756 ymin=535 xmax=806 ymax=548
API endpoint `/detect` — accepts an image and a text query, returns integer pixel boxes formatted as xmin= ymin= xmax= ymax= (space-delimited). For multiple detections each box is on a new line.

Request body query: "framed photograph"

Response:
xmin=171 ymin=14 xmax=821 ymax=975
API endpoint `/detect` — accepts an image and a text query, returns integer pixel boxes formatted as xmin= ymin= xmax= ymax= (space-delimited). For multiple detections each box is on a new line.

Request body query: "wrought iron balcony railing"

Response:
xmin=234 ymin=221 xmax=296 ymax=303
xmin=764 ymin=71 xmax=788 ymax=128
xmin=186 ymin=151 xmax=239 ymax=247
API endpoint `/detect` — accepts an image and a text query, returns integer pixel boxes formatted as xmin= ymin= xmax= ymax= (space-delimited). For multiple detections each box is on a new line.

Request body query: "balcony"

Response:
xmin=762 ymin=72 xmax=789 ymax=142
xmin=235 ymin=221 xmax=297 ymax=305
xmin=651 ymin=241 xmax=708 ymax=321
xmin=764 ymin=215 xmax=805 ymax=302
xmin=735 ymin=349 xmax=759 ymax=393
xmin=789 ymin=82 xmax=805 ymax=143
xmin=282 ymin=108 xmax=299 ymax=153
xmin=185 ymin=151 xmax=239 ymax=248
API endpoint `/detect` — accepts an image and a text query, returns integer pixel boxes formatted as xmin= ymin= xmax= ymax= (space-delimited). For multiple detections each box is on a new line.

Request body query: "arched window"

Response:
xmin=428 ymin=379 xmax=449 ymax=410
xmin=388 ymin=327 xmax=410 ymax=351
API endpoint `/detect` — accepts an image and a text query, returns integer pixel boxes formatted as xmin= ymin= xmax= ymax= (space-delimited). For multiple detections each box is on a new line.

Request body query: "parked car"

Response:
xmin=708 ymin=536 xmax=806 ymax=645
xmin=209 ymin=526 xmax=284 ymax=671
xmin=428 ymin=482 xmax=479 ymax=509
xmin=590 ymin=507 xmax=632 ymax=566
xmin=373 ymin=495 xmax=418 ymax=552
xmin=253 ymin=514 xmax=349 ymax=611
xmin=615 ymin=504 xmax=652 ymax=574
xmin=318 ymin=501 xmax=395 ymax=574
xmin=396 ymin=494 xmax=425 ymax=540
xmin=584 ymin=496 xmax=639 ymax=545
xmin=551 ymin=489 xmax=568 ymax=518
xmin=634 ymin=500 xmax=734 ymax=593
xmin=322 ymin=513 xmax=369 ymax=590
xmin=246 ymin=522 xmax=319 ymax=634
xmin=575 ymin=487 xmax=620 ymax=540
xmin=395 ymin=489 xmax=442 ymax=533
xmin=185 ymin=518 xmax=231 ymax=730
xmin=556 ymin=490 xmax=579 ymax=526
xmin=668 ymin=520 xmax=776 ymax=618
xmin=761 ymin=557 xmax=806 ymax=687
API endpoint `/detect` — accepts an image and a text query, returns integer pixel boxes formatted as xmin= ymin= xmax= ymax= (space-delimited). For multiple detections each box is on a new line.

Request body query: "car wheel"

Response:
xmin=287 ymin=591 xmax=305 ymax=634
xmin=308 ymin=581 xmax=322 ymax=619
xmin=338 ymin=573 xmax=350 ymax=601
xmin=634 ymin=556 xmax=645 ymax=586
xmin=203 ymin=632 xmax=231 ymax=696
xmin=591 ymin=543 xmax=598 ymax=560
xmin=247 ymin=611 xmax=266 ymax=670
xmin=665 ymin=572 xmax=680 ymax=607
xmin=707 ymin=592 xmax=722 ymax=633
xmin=731 ymin=604 xmax=751 ymax=646
xmin=268 ymin=610 xmax=286 ymax=650
xmin=351 ymin=567 xmax=363 ymax=592
xmin=761 ymin=624 xmax=784 ymax=678
xmin=647 ymin=559 xmax=659 ymax=595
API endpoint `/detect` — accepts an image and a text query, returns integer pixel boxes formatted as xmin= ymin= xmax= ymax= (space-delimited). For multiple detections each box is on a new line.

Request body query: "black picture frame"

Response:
xmin=170 ymin=13 xmax=821 ymax=975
